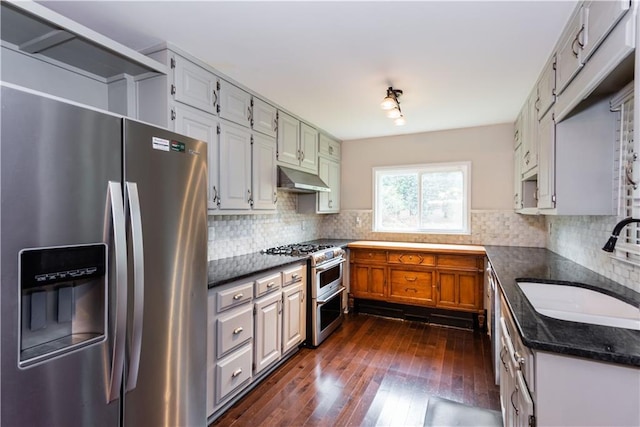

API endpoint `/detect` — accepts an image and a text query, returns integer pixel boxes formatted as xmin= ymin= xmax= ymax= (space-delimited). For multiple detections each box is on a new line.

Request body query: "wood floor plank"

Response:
xmin=211 ymin=313 xmax=500 ymax=426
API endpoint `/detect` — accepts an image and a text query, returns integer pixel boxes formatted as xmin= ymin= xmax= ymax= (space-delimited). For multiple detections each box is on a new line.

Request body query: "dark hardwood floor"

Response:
xmin=212 ymin=313 xmax=500 ymax=427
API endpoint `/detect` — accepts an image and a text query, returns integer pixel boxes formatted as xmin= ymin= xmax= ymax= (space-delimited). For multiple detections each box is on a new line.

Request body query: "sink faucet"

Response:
xmin=602 ymin=217 xmax=640 ymax=252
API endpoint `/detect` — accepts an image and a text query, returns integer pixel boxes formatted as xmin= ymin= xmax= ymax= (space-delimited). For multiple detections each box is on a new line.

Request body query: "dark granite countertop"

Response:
xmin=485 ymin=246 xmax=640 ymax=367
xmin=208 ymin=239 xmax=354 ymax=288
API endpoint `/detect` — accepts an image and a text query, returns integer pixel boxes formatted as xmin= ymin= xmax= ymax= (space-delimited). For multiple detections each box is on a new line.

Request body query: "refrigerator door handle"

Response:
xmin=125 ymin=182 xmax=145 ymax=392
xmin=105 ymin=181 xmax=128 ymax=403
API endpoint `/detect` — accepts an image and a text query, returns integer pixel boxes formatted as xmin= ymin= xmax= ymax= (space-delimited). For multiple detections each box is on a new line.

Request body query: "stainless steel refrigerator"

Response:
xmin=0 ymin=83 xmax=208 ymax=426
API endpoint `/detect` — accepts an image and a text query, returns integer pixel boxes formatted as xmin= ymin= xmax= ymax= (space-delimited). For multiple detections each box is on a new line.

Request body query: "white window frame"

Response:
xmin=372 ymin=161 xmax=471 ymax=234
xmin=611 ymin=82 xmax=640 ymax=266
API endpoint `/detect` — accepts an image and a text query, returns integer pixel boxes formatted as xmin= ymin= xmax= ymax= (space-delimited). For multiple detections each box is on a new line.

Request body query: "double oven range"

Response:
xmin=263 ymin=242 xmax=346 ymax=346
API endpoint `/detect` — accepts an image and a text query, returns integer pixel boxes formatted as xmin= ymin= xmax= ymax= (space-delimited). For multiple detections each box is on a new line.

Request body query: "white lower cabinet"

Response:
xmin=254 ymin=291 xmax=282 ymax=374
xmin=282 ymin=283 xmax=304 ymax=354
xmin=207 ymin=262 xmax=307 ymax=421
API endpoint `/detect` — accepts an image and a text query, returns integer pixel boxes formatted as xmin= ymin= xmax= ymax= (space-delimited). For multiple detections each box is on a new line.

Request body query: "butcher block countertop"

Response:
xmin=347 ymin=241 xmax=486 ymax=255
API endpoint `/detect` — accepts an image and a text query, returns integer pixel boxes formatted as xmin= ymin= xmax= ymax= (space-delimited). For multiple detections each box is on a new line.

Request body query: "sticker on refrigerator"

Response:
xmin=152 ymin=137 xmax=170 ymax=152
xmin=171 ymin=141 xmax=185 ymax=153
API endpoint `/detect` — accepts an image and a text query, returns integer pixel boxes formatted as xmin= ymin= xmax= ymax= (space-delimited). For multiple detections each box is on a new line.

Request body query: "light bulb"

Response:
xmin=394 ymin=115 xmax=406 ymax=126
xmin=386 ymin=108 xmax=401 ymax=119
xmin=380 ymin=96 xmax=396 ymax=110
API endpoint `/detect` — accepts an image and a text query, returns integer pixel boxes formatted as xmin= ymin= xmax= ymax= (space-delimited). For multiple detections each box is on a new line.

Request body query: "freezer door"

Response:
xmin=122 ymin=120 xmax=208 ymax=426
xmin=0 ymin=85 xmax=122 ymax=426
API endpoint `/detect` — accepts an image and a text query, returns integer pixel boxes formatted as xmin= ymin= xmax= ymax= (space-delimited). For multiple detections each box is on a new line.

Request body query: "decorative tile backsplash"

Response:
xmin=547 ymin=216 xmax=640 ymax=292
xmin=207 ymin=191 xmax=322 ymax=260
xmin=320 ymin=210 xmax=547 ymax=247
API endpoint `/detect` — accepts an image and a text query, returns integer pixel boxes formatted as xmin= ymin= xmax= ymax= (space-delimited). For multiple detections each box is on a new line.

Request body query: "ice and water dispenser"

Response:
xmin=19 ymin=244 xmax=107 ymax=367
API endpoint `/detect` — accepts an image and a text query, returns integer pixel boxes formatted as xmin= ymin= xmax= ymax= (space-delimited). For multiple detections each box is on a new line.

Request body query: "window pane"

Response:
xmin=421 ymin=170 xmax=464 ymax=230
xmin=379 ymin=173 xmax=419 ymax=229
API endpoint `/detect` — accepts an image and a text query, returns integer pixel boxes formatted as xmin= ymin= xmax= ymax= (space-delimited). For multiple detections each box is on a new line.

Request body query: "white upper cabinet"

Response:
xmin=277 ymin=111 xmax=301 ymax=168
xmin=317 ymin=158 xmax=341 ymax=213
xmin=319 ymin=133 xmax=341 ymax=161
xmin=218 ymin=120 xmax=252 ymax=210
xmin=171 ymin=103 xmax=220 ymax=211
xmin=581 ymin=0 xmax=631 ymax=61
xmin=251 ymin=133 xmax=278 ymax=211
xmin=251 ymin=98 xmax=278 ymax=138
xmin=172 ymin=53 xmax=217 ymax=115
xmin=536 ymin=111 xmax=556 ymax=210
xmin=218 ymin=80 xmax=252 ymax=128
xmin=555 ymin=7 xmax=585 ymax=95
xmin=521 ymin=92 xmax=538 ymax=179
xmin=536 ymin=55 xmax=556 ymax=121
xmin=299 ymin=122 xmax=319 ymax=174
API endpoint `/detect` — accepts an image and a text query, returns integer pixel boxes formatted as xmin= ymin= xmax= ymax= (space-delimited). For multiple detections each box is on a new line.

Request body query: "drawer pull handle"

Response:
xmin=510 ymin=389 xmax=519 ymax=415
xmin=291 ymin=274 xmax=299 ymax=280
xmin=405 ymin=287 xmax=418 ymax=293
xmin=232 ymin=368 xmax=242 ymax=378
xmin=233 ymin=327 xmax=243 ymax=335
xmin=233 ymin=293 xmax=244 ymax=300
xmin=404 ymin=276 xmax=417 ymax=282
xmin=514 ymin=351 xmax=525 ymax=366
xmin=267 ymin=282 xmax=275 ymax=288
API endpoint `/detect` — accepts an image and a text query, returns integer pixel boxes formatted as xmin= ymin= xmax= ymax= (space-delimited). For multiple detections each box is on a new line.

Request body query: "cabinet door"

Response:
xmin=536 ymin=55 xmax=556 ymax=120
xmin=582 ymin=0 xmax=630 ymax=61
xmin=252 ymin=97 xmax=277 ymax=138
xmin=351 ymin=264 xmax=386 ymax=299
xmin=254 ymin=292 xmax=282 ymax=374
xmin=499 ymin=336 xmax=516 ymax=427
xmin=299 ymin=122 xmax=319 ymax=173
xmin=317 ymin=157 xmax=340 ymax=213
xmin=173 ymin=54 xmax=217 ymax=114
xmin=521 ymin=93 xmax=538 ymax=178
xmin=437 ymin=271 xmax=458 ymax=308
xmin=515 ymin=370 xmax=535 ymax=427
xmin=219 ymin=120 xmax=252 ymax=210
xmin=319 ymin=133 xmax=341 ymax=160
xmin=218 ymin=80 xmax=251 ymax=128
xmin=514 ymin=145 xmax=522 ymax=210
xmin=251 ymin=133 xmax=278 ymax=210
xmin=457 ymin=272 xmax=481 ymax=310
xmin=282 ymin=283 xmax=304 ymax=354
xmin=276 ymin=111 xmax=300 ymax=167
xmin=556 ymin=8 xmax=585 ymax=95
xmin=537 ymin=112 xmax=556 ymax=209
xmin=172 ymin=103 xmax=219 ymax=211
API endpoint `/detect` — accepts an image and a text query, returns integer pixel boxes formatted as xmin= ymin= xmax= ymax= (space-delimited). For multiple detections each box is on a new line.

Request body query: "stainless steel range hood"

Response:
xmin=277 ymin=166 xmax=330 ymax=193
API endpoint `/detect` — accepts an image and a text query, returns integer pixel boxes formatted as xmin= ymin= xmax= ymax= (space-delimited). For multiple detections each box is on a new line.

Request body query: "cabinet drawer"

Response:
xmin=255 ymin=272 xmax=282 ymax=297
xmin=216 ymin=281 xmax=253 ymax=313
xmin=352 ymin=250 xmax=386 ymax=263
xmin=388 ymin=252 xmax=435 ymax=266
xmin=282 ymin=264 xmax=304 ymax=287
xmin=215 ymin=344 xmax=252 ymax=405
xmin=437 ymin=255 xmax=480 ymax=269
xmin=389 ymin=269 xmax=435 ymax=301
xmin=217 ymin=305 xmax=253 ymax=358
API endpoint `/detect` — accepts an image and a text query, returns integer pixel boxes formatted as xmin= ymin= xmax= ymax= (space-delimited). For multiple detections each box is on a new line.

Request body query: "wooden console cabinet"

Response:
xmin=348 ymin=242 xmax=485 ymax=325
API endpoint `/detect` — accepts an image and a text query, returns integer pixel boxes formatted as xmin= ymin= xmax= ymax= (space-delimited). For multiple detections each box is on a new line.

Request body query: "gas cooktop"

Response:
xmin=262 ymin=243 xmax=336 ymax=257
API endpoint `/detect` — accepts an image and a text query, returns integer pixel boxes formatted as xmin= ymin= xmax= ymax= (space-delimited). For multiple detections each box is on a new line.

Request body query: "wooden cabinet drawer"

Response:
xmin=351 ymin=249 xmax=386 ymax=263
xmin=217 ymin=305 xmax=253 ymax=358
xmin=215 ymin=344 xmax=252 ymax=405
xmin=216 ymin=281 xmax=254 ymax=313
xmin=437 ymin=255 xmax=480 ymax=269
xmin=255 ymin=272 xmax=282 ymax=297
xmin=282 ymin=264 xmax=304 ymax=287
xmin=388 ymin=252 xmax=435 ymax=266
xmin=389 ymin=269 xmax=435 ymax=303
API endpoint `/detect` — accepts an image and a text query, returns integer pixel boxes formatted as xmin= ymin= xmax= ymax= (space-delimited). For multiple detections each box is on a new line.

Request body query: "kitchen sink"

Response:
xmin=517 ymin=281 xmax=640 ymax=331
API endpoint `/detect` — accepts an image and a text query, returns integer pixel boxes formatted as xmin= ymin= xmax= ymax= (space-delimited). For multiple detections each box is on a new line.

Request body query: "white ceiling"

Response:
xmin=38 ymin=1 xmax=577 ymax=141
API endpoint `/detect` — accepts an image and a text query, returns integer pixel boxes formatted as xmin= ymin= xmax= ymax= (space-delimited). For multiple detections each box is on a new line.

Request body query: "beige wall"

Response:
xmin=341 ymin=123 xmax=514 ymax=210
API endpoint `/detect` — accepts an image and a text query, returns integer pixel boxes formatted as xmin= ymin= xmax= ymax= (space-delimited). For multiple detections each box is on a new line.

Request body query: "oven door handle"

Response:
xmin=316 ymin=286 xmax=346 ymax=305
xmin=315 ymin=258 xmax=345 ymax=272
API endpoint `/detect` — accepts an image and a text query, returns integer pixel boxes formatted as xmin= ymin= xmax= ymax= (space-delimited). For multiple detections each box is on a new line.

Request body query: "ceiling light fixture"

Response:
xmin=380 ymin=86 xmax=405 ymax=126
